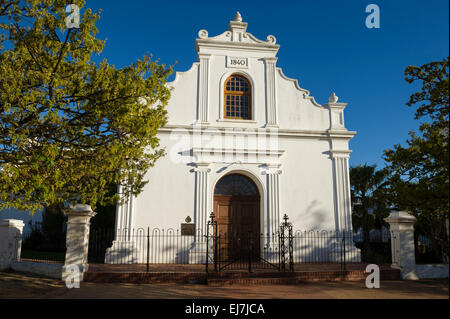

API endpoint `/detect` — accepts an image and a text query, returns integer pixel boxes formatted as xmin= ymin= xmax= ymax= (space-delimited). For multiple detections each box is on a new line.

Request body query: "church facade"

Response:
xmin=106 ymin=13 xmax=360 ymax=264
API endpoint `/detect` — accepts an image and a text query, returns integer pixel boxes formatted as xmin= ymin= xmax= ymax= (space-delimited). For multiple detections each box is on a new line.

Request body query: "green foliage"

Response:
xmin=383 ymin=57 xmax=449 ymax=262
xmin=350 ymin=164 xmax=390 ymax=249
xmin=0 ymin=0 xmax=173 ymax=212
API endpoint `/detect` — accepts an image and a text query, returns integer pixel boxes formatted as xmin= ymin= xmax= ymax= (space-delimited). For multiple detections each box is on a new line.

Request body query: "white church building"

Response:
xmin=106 ymin=13 xmax=360 ymax=264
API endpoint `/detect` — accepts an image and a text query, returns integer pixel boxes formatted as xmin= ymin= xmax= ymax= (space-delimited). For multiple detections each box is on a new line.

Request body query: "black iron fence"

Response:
xmin=88 ymin=227 xmax=207 ymax=266
xmin=352 ymin=229 xmax=392 ymax=264
xmin=19 ymin=222 xmax=66 ymax=263
xmin=292 ymin=230 xmax=360 ymax=265
xmin=89 ymin=224 xmax=362 ymax=272
xmin=415 ymin=232 xmax=445 ymax=264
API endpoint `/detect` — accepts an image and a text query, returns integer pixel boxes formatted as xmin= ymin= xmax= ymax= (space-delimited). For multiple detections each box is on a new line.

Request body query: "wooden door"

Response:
xmin=214 ymin=195 xmax=260 ymax=260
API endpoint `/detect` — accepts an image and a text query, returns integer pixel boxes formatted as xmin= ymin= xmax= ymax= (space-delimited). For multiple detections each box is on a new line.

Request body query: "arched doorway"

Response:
xmin=213 ymin=173 xmax=260 ymax=260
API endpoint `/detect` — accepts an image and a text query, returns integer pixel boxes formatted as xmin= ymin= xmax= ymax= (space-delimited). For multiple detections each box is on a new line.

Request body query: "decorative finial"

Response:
xmin=329 ymin=92 xmax=339 ymax=104
xmin=198 ymin=29 xmax=208 ymax=39
xmin=185 ymin=216 xmax=192 ymax=223
xmin=233 ymin=11 xmax=242 ymax=22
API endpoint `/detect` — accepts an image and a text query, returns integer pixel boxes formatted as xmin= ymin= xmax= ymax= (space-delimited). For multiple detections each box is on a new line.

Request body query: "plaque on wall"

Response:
xmin=226 ymin=56 xmax=248 ymax=69
xmin=181 ymin=223 xmax=195 ymax=236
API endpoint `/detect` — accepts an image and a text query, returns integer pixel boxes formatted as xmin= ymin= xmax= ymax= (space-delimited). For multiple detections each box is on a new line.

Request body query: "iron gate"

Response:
xmin=205 ymin=213 xmax=293 ymax=273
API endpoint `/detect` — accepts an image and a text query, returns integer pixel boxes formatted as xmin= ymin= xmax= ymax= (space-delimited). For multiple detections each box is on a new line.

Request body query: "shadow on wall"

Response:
xmin=92 ymin=228 xmax=202 ymax=264
xmin=102 ymin=242 xmax=195 ymax=264
xmin=291 ymin=230 xmax=360 ymax=263
xmin=293 ymin=200 xmax=328 ymax=231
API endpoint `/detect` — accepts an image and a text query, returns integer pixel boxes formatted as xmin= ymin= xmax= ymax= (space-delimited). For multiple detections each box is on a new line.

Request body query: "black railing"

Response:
xmin=88 ymin=227 xmax=206 ymax=265
xmin=353 ymin=229 xmax=392 ymax=264
xmin=19 ymin=222 xmax=66 ymax=263
xmin=415 ymin=232 xmax=445 ymax=264
xmin=88 ymin=218 xmax=363 ymax=272
xmin=292 ymin=230 xmax=359 ymax=265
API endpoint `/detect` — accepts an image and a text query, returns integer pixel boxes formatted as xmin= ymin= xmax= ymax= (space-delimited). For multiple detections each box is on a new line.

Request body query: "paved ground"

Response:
xmin=0 ymin=271 xmax=448 ymax=299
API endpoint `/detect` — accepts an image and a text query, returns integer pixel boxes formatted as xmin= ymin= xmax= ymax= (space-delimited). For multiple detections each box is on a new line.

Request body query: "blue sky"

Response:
xmin=86 ymin=0 xmax=448 ymax=168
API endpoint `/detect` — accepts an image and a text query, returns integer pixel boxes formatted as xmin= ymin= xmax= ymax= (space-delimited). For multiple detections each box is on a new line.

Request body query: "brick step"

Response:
xmin=84 ymin=269 xmax=400 ymax=284
xmin=84 ymin=272 xmax=207 ymax=284
xmin=207 ymin=269 xmax=401 ymax=286
xmin=208 ymin=277 xmax=300 ymax=286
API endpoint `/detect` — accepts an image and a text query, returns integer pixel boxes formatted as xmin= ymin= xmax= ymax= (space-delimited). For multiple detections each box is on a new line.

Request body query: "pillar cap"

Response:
xmin=0 ymin=219 xmax=25 ymax=228
xmin=384 ymin=211 xmax=416 ymax=224
xmin=66 ymin=204 xmax=96 ymax=217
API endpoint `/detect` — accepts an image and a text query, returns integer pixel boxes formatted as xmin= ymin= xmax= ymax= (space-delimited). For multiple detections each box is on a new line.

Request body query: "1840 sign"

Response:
xmin=226 ymin=56 xmax=248 ymax=69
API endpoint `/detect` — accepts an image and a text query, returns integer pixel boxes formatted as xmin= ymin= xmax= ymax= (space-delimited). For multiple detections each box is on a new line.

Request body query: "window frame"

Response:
xmin=223 ymin=74 xmax=252 ymax=120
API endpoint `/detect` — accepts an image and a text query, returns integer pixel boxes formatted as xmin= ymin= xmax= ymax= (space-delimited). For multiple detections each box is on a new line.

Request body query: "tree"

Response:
xmin=0 ymin=0 xmax=172 ymax=212
xmin=383 ymin=57 xmax=449 ymax=262
xmin=350 ymin=164 xmax=391 ymax=255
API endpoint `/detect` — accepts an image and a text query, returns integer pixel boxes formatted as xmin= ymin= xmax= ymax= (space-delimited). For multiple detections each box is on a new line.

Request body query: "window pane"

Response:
xmin=214 ymin=174 xmax=258 ymax=196
xmin=226 ymin=76 xmax=250 ymax=92
xmin=225 ymin=75 xmax=251 ymax=119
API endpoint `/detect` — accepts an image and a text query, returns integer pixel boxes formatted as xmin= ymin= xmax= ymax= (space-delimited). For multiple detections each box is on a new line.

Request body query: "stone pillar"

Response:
xmin=0 ymin=219 xmax=24 ymax=270
xmin=263 ymin=57 xmax=278 ymax=127
xmin=62 ymin=204 xmax=96 ymax=281
xmin=384 ymin=211 xmax=416 ymax=273
xmin=197 ymin=53 xmax=211 ymax=124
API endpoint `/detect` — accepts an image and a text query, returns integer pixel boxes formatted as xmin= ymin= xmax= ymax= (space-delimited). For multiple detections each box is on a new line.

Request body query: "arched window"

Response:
xmin=224 ymin=74 xmax=251 ymax=120
xmin=214 ymin=174 xmax=259 ymax=196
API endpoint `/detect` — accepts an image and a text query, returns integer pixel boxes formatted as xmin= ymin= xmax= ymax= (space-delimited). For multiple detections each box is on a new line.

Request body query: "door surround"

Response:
xmin=213 ymin=172 xmax=262 ymax=259
xmin=211 ymin=170 xmax=264 ymax=234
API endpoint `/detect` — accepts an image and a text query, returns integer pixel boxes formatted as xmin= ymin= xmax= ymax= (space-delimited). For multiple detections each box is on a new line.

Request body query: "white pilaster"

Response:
xmin=187 ymin=163 xmax=211 ymax=264
xmin=331 ymin=150 xmax=353 ymax=232
xmin=194 ymin=162 xmax=211 ymax=237
xmin=263 ymin=164 xmax=282 ymax=235
xmin=115 ymin=184 xmax=134 ymax=237
xmin=263 ymin=57 xmax=278 ymax=127
xmin=104 ymin=184 xmax=140 ymax=264
xmin=197 ymin=53 xmax=211 ymax=124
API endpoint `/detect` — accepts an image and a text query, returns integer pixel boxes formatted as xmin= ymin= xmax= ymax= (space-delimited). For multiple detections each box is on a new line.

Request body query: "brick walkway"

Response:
xmin=84 ymin=263 xmax=400 ymax=284
xmin=0 ymin=271 xmax=448 ymax=299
